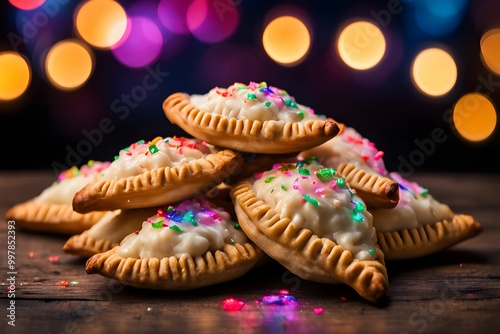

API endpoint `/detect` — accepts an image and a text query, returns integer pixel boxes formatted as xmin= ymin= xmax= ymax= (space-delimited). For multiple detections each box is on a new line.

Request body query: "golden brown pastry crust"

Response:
xmin=85 ymin=243 xmax=263 ymax=290
xmin=5 ymin=201 xmax=105 ymax=235
xmin=73 ymin=149 xmax=243 ymax=213
xmin=337 ymin=162 xmax=399 ymax=209
xmin=162 ymin=93 xmax=340 ymax=154
xmin=230 ymin=180 xmax=388 ymax=303
xmin=377 ymin=214 xmax=482 ymax=260
xmin=63 ymin=229 xmax=119 ymax=258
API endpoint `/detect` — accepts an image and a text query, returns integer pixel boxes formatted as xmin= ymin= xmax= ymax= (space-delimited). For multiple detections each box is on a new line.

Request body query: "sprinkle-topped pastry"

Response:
xmin=300 ymin=125 xmax=399 ymax=208
xmin=63 ymin=207 xmax=155 ymax=258
xmin=85 ymin=196 xmax=263 ymax=290
xmin=231 ymin=158 xmax=388 ymax=303
xmin=372 ymin=172 xmax=482 ymax=260
xmin=5 ymin=160 xmax=110 ymax=235
xmin=162 ymin=82 xmax=340 ymax=154
xmin=72 ymin=136 xmax=243 ymax=213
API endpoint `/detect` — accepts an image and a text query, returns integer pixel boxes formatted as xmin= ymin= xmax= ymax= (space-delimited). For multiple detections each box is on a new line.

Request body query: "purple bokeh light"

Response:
xmin=187 ymin=0 xmax=239 ymax=44
xmin=111 ymin=16 xmax=163 ymax=68
xmin=157 ymin=0 xmax=191 ymax=35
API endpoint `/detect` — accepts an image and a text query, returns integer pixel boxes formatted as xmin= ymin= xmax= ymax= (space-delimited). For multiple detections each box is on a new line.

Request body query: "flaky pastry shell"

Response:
xmin=162 ymin=93 xmax=340 ymax=154
xmin=73 ymin=150 xmax=243 ymax=213
xmin=230 ymin=181 xmax=389 ymax=303
xmin=337 ymin=162 xmax=399 ymax=209
xmin=377 ymin=214 xmax=482 ymax=260
xmin=63 ymin=229 xmax=118 ymax=258
xmin=5 ymin=201 xmax=105 ymax=235
xmin=85 ymin=243 xmax=263 ymax=290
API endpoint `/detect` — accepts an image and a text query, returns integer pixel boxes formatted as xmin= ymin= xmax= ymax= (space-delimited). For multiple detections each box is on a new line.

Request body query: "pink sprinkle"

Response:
xmin=279 ymin=289 xmax=289 ymax=295
xmin=467 ymin=293 xmax=475 ymax=297
xmin=340 ymin=296 xmax=347 ymax=301
xmin=460 ymin=263 xmax=463 ymax=268
xmin=29 ymin=251 xmax=34 ymax=258
xmin=313 ymin=307 xmax=324 ymax=315
xmin=222 ymin=297 xmax=245 ymax=311
xmin=374 ymin=151 xmax=384 ymax=160
xmin=48 ymin=256 xmax=60 ymax=263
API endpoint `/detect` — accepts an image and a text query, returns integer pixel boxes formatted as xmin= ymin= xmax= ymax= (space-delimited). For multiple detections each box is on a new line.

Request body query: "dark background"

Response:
xmin=0 ymin=0 xmax=499 ymax=176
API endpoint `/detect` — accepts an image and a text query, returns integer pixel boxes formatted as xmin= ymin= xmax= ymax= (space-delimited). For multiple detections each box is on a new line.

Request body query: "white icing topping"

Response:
xmin=88 ymin=208 xmax=155 ymax=242
xmin=252 ymin=161 xmax=377 ymax=261
xmin=190 ymin=81 xmax=325 ymax=123
xmin=118 ymin=197 xmax=247 ymax=259
xmin=300 ymin=126 xmax=388 ymax=176
xmin=34 ymin=161 xmax=110 ymax=205
xmin=370 ymin=172 xmax=454 ymax=233
xmin=103 ymin=136 xmax=214 ymax=181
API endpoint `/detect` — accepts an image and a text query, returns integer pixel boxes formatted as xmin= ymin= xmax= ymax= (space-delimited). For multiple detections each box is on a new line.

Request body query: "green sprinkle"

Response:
xmin=368 ymin=249 xmax=376 ymax=256
xmin=169 ymin=225 xmax=184 ymax=233
xmin=114 ymin=155 xmax=119 ymax=160
xmin=352 ymin=213 xmax=364 ymax=223
xmin=237 ymin=86 xmax=247 ymax=90
xmin=306 ymin=156 xmax=317 ymax=164
xmin=167 ymin=206 xmax=174 ymax=213
xmin=297 ymin=111 xmax=304 ymax=120
xmin=336 ymin=177 xmax=347 ymax=188
xmin=247 ymin=93 xmax=257 ymax=100
xmin=317 ymin=168 xmax=336 ymax=182
xmin=285 ymin=99 xmax=298 ymax=108
xmin=137 ymin=140 xmax=145 ymax=145
xmin=270 ymin=189 xmax=274 ymax=193
xmin=353 ymin=201 xmax=365 ymax=214
xmin=182 ymin=211 xmax=198 ymax=226
xmin=152 ymin=220 xmax=164 ymax=228
xmin=302 ymin=194 xmax=319 ymax=207
xmin=298 ymin=167 xmax=310 ymax=175
xmin=234 ymin=223 xmax=240 ymax=229
xmin=420 ymin=188 xmax=429 ymax=197
xmin=265 ymin=101 xmax=271 ymax=107
xmin=148 ymin=144 xmax=159 ymax=154
xmin=230 ymin=238 xmax=235 ymax=244
xmin=281 ymin=184 xmax=287 ymax=191
xmin=264 ymin=176 xmax=275 ymax=183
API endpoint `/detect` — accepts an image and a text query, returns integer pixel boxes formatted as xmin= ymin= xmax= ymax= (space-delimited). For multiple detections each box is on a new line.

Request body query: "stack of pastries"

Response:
xmin=5 ymin=81 xmax=482 ymax=303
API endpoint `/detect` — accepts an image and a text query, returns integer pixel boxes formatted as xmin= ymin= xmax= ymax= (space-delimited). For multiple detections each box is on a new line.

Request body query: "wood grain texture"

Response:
xmin=1 ymin=171 xmax=499 ymax=334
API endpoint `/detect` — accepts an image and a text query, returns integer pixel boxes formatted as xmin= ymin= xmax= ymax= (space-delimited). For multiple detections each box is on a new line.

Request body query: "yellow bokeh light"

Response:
xmin=262 ymin=16 xmax=311 ymax=66
xmin=480 ymin=28 xmax=500 ymax=76
xmin=45 ymin=39 xmax=94 ymax=90
xmin=412 ymin=48 xmax=457 ymax=97
xmin=0 ymin=52 xmax=31 ymax=101
xmin=75 ymin=0 xmax=128 ymax=49
xmin=337 ymin=21 xmax=386 ymax=70
xmin=453 ymin=93 xmax=497 ymax=142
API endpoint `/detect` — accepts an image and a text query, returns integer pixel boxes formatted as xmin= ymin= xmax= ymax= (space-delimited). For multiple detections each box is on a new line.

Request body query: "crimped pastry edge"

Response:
xmin=163 ymin=92 xmax=340 ymax=154
xmin=73 ymin=149 xmax=243 ymax=213
xmin=337 ymin=162 xmax=399 ymax=209
xmin=230 ymin=180 xmax=388 ymax=303
xmin=376 ymin=214 xmax=482 ymax=260
xmin=85 ymin=243 xmax=263 ymax=290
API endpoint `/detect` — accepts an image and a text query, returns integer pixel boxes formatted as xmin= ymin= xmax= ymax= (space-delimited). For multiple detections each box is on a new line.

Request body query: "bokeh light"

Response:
xmin=453 ymin=92 xmax=497 ymax=142
xmin=262 ymin=16 xmax=311 ymax=66
xmin=45 ymin=39 xmax=94 ymax=90
xmin=9 ymin=0 xmax=45 ymax=10
xmin=411 ymin=48 xmax=457 ymax=97
xmin=187 ymin=0 xmax=239 ymax=44
xmin=74 ymin=0 xmax=128 ymax=49
xmin=157 ymin=0 xmax=190 ymax=35
xmin=413 ymin=0 xmax=467 ymax=37
xmin=480 ymin=29 xmax=500 ymax=76
xmin=337 ymin=20 xmax=386 ymax=70
xmin=0 ymin=52 xmax=31 ymax=101
xmin=111 ymin=16 xmax=163 ymax=68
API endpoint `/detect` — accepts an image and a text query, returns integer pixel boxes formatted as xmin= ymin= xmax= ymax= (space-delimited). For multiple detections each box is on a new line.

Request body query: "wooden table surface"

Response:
xmin=1 ymin=170 xmax=499 ymax=334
